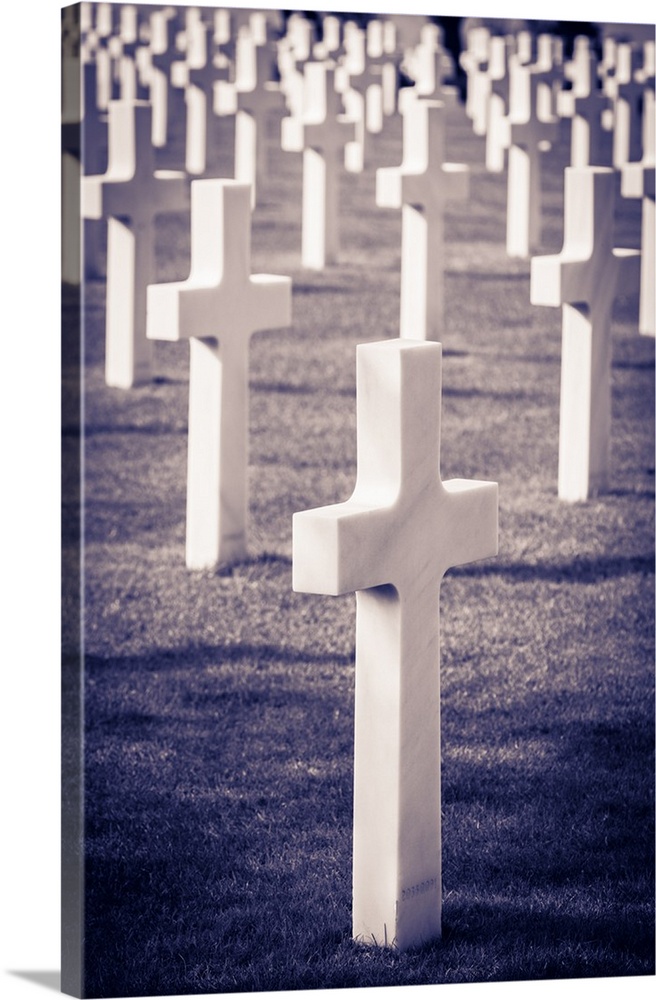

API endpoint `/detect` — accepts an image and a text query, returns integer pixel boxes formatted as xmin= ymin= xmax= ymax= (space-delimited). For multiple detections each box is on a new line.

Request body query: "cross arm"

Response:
xmin=146 ymin=279 xmax=190 ymax=342
xmin=376 ymin=165 xmax=403 ymax=208
xmin=613 ymin=247 xmax=641 ymax=299
xmin=250 ymin=275 xmax=293 ymax=334
xmin=530 ymin=253 xmax=591 ymax=306
xmin=81 ymin=174 xmax=105 ymax=220
xmin=440 ymin=479 xmax=499 ymax=574
xmin=441 ymin=163 xmax=470 ymax=202
xmin=530 ymin=249 xmax=640 ymax=308
xmin=292 ymin=500 xmax=397 ymax=596
xmin=281 ymin=115 xmax=304 ymax=152
xmin=622 ymin=162 xmax=655 ymax=199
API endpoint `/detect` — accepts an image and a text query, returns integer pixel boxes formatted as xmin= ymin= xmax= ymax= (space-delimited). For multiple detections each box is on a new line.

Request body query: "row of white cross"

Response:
xmin=65 ymin=4 xmax=653 ymax=954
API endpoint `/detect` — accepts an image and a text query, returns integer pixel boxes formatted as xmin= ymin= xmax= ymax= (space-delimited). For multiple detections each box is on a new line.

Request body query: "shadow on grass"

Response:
xmin=437 ymin=895 xmax=655 ymax=981
xmin=85 ymin=639 xmax=354 ymax=675
xmin=450 ymin=553 xmax=654 ymax=584
xmin=252 ymin=379 xmax=355 ymax=397
xmin=452 ymin=270 xmax=529 ymax=283
xmin=65 ymin=422 xmax=187 ymax=437
xmin=292 ymin=283 xmax=362 ymax=296
xmin=81 ymin=676 xmax=654 ymax=995
xmin=442 ymin=386 xmax=551 ymax=402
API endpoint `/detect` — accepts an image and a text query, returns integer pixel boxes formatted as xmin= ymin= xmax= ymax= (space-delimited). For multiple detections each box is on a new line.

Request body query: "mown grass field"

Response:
xmin=62 ymin=34 xmax=654 ymax=1000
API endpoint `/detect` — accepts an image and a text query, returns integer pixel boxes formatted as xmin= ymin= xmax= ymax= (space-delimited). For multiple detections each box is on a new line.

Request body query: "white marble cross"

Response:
xmin=81 ymin=1 xmax=115 ymax=111
xmin=282 ymin=62 xmax=356 ymax=270
xmin=335 ymin=25 xmax=383 ymax=171
xmin=293 ymin=338 xmax=498 ymax=950
xmin=82 ymin=100 xmax=188 ymax=388
xmin=313 ymin=14 xmax=343 ymax=62
xmin=506 ymin=55 xmax=561 ymax=258
xmin=610 ymin=43 xmax=645 ymax=168
xmin=365 ymin=17 xmax=399 ymax=118
xmin=278 ymin=13 xmax=314 ymax=118
xmin=233 ymin=34 xmax=286 ymax=205
xmin=143 ymin=8 xmax=178 ymax=148
xmin=108 ymin=5 xmax=144 ymax=103
xmin=621 ymin=74 xmax=655 ymax=337
xmin=177 ymin=20 xmax=230 ymax=177
xmin=530 ymin=166 xmax=641 ymax=500
xmin=460 ymin=26 xmax=491 ymax=136
xmin=485 ymin=36 xmax=513 ymax=173
xmin=146 ymin=181 xmax=292 ymax=570
xmin=558 ymin=48 xmax=611 ymax=167
xmin=62 ymin=53 xmax=109 ymax=282
xmin=376 ymin=99 xmax=469 ymax=340
xmin=339 ymin=23 xmax=389 ymax=134
xmin=403 ymin=32 xmax=459 ymax=111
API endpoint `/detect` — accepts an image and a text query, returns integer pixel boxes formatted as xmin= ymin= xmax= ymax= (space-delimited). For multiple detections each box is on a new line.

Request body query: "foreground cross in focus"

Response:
xmin=147 ymin=180 xmax=291 ymax=569
xmin=530 ymin=166 xmax=641 ymax=501
xmin=293 ymin=338 xmax=498 ymax=949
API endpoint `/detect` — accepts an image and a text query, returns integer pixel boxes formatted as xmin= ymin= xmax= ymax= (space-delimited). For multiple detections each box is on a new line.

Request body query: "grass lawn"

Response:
xmin=62 ymin=39 xmax=654 ymax=1000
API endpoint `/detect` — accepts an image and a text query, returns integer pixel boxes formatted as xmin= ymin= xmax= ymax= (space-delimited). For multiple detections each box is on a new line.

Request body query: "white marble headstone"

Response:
xmin=530 ymin=167 xmax=641 ymax=500
xmin=147 ymin=181 xmax=292 ymax=569
xmin=293 ymin=338 xmax=498 ymax=950
xmin=82 ymin=100 xmax=188 ymax=388
xmin=376 ymin=99 xmax=469 ymax=340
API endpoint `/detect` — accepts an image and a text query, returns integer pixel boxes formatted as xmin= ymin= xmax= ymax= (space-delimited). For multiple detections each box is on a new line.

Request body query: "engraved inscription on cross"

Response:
xmin=293 ymin=339 xmax=498 ymax=950
xmin=82 ymin=100 xmax=188 ymax=388
xmin=376 ymin=98 xmax=469 ymax=341
xmin=531 ymin=166 xmax=641 ymax=501
xmin=147 ymin=180 xmax=292 ymax=570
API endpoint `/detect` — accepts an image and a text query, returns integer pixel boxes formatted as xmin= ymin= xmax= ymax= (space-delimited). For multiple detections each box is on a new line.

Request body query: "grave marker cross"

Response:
xmin=506 ymin=58 xmax=560 ymax=258
xmin=147 ymin=180 xmax=292 ymax=570
xmin=460 ymin=25 xmax=491 ymax=135
xmin=558 ymin=50 xmax=611 ymax=167
xmin=376 ymin=99 xmax=468 ymax=340
xmin=181 ymin=22 xmax=231 ymax=177
xmin=82 ymin=100 xmax=187 ymax=388
xmin=530 ymin=166 xmax=641 ymax=500
xmin=234 ymin=39 xmax=287 ymax=205
xmin=485 ymin=35 xmax=513 ymax=173
xmin=293 ymin=338 xmax=498 ymax=950
xmin=611 ymin=43 xmax=645 ymax=168
xmin=621 ymin=59 xmax=655 ymax=337
xmin=146 ymin=8 xmax=178 ymax=147
xmin=282 ymin=62 xmax=356 ymax=269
